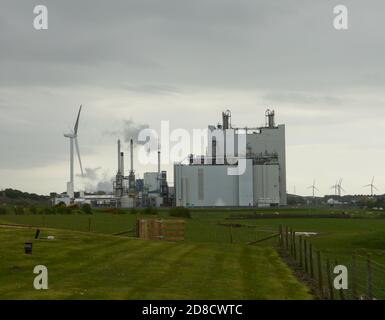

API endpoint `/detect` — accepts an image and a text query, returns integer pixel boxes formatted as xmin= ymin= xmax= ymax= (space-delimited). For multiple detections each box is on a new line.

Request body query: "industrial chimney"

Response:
xmin=120 ymin=152 xmax=124 ymax=176
xmin=265 ymin=109 xmax=275 ymax=128
xmin=222 ymin=110 xmax=231 ymax=130
xmin=130 ymin=139 xmax=134 ymax=173
xmin=128 ymin=138 xmax=136 ymax=193
xmin=117 ymin=139 xmax=121 ymax=174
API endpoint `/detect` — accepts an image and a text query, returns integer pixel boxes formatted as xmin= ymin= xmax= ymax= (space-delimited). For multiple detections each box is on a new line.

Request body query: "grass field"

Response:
xmin=1 ymin=207 xmax=385 ymax=299
xmin=0 ymin=226 xmax=311 ymax=299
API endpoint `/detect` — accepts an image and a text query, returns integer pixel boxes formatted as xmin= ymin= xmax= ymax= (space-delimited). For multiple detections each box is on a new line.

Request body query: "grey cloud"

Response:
xmin=263 ymin=92 xmax=342 ymax=106
xmin=1 ymin=0 xmax=385 ymax=194
xmin=1 ymin=0 xmax=384 ymax=90
xmin=123 ymin=84 xmax=181 ymax=95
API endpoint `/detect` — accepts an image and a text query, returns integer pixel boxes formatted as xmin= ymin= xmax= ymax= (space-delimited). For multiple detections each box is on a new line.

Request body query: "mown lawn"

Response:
xmin=0 ymin=227 xmax=311 ymax=300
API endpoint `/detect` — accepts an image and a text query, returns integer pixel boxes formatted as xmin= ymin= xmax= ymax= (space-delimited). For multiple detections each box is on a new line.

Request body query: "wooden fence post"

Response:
xmin=304 ymin=240 xmax=308 ymax=273
xmin=352 ymin=255 xmax=357 ymax=300
xmin=293 ymin=231 xmax=296 ymax=260
xmin=367 ymin=255 xmax=373 ymax=300
xmin=317 ymin=251 xmax=323 ymax=298
xmin=278 ymin=225 xmax=283 ymax=247
xmin=309 ymin=243 xmax=314 ymax=278
xmin=290 ymin=228 xmax=294 ymax=257
xmin=299 ymin=236 xmax=303 ymax=267
xmin=326 ymin=258 xmax=334 ymax=300
xmin=285 ymin=226 xmax=289 ymax=251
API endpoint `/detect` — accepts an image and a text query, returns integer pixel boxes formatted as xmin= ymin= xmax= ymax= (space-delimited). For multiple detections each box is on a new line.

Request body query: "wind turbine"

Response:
xmin=337 ymin=178 xmax=345 ymax=196
xmin=64 ymin=105 xmax=84 ymax=200
xmin=330 ymin=180 xmax=338 ymax=196
xmin=363 ymin=176 xmax=377 ymax=196
xmin=308 ymin=179 xmax=319 ymax=198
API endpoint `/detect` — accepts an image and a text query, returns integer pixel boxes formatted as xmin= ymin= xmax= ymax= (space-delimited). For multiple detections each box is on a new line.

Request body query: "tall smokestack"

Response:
xmin=130 ymin=139 xmax=134 ymax=173
xmin=120 ymin=152 xmax=124 ymax=176
xmin=157 ymin=144 xmax=161 ymax=175
xmin=158 ymin=143 xmax=161 ymax=192
xmin=117 ymin=139 xmax=121 ymax=174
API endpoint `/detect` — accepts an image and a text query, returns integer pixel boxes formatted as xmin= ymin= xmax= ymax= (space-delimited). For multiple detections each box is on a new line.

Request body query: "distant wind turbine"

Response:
xmin=330 ymin=180 xmax=338 ymax=196
xmin=64 ymin=105 xmax=84 ymax=200
xmin=363 ymin=176 xmax=377 ymax=196
xmin=308 ymin=179 xmax=319 ymax=198
xmin=330 ymin=178 xmax=344 ymax=196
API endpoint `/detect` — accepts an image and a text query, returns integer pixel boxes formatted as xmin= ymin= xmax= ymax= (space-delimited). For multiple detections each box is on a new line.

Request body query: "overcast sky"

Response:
xmin=1 ymin=0 xmax=384 ymax=196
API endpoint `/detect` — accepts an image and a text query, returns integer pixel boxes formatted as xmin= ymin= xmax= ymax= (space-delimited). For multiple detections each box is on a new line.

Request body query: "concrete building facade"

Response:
xmin=174 ymin=110 xmax=286 ymax=207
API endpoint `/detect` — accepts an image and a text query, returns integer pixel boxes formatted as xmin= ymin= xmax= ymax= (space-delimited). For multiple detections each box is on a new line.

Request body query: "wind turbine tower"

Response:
xmin=330 ymin=180 xmax=338 ymax=196
xmin=337 ymin=178 xmax=345 ymax=197
xmin=308 ymin=179 xmax=319 ymax=198
xmin=364 ymin=176 xmax=378 ymax=196
xmin=63 ymin=105 xmax=84 ymax=200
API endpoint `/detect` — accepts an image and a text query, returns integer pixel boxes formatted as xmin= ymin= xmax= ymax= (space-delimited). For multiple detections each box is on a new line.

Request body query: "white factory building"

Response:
xmin=174 ymin=110 xmax=286 ymax=207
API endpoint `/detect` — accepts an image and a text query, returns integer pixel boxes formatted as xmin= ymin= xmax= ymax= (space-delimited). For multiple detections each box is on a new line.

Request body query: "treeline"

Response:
xmin=287 ymin=193 xmax=385 ymax=209
xmin=0 ymin=203 xmax=92 ymax=215
xmin=0 ymin=188 xmax=49 ymax=205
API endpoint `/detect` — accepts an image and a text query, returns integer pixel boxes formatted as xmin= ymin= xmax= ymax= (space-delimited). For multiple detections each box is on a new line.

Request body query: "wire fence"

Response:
xmin=278 ymin=225 xmax=385 ymax=300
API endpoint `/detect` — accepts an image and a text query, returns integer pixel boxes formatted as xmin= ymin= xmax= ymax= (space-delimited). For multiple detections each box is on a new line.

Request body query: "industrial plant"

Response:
xmin=55 ymin=107 xmax=287 ymax=208
xmin=112 ymin=138 xmax=170 ymax=208
xmin=174 ymin=109 xmax=286 ymax=207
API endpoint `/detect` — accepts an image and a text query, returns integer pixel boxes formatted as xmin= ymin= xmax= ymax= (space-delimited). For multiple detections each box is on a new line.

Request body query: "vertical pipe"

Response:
xmin=117 ymin=139 xmax=121 ymax=173
xmin=130 ymin=139 xmax=134 ymax=172
xmin=158 ymin=143 xmax=161 ymax=193
xmin=121 ymin=152 xmax=124 ymax=176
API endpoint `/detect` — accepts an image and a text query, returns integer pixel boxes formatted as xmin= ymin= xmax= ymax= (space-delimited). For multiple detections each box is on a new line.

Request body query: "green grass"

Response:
xmin=3 ymin=207 xmax=385 ymax=299
xmin=0 ymin=227 xmax=311 ymax=299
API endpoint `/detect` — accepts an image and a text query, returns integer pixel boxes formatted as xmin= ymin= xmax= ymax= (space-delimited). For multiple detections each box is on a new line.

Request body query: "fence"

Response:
xmin=278 ymin=225 xmax=385 ymax=300
xmin=136 ymin=219 xmax=185 ymax=241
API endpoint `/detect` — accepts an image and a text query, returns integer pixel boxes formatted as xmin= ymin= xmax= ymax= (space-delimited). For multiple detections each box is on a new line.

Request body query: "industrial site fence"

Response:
xmin=278 ymin=225 xmax=385 ymax=300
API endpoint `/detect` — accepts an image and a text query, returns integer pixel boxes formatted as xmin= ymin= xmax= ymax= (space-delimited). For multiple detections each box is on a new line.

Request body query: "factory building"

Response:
xmin=174 ymin=110 xmax=286 ymax=207
xmin=112 ymin=138 xmax=170 ymax=208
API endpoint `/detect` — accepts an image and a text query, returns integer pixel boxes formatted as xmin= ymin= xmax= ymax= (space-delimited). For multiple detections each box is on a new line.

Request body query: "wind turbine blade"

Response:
xmin=74 ymin=105 xmax=82 ymax=135
xmin=373 ymin=185 xmax=378 ymax=191
xmin=363 ymin=184 xmax=371 ymax=187
xmin=372 ymin=176 xmax=375 ymax=184
xmin=75 ymin=137 xmax=84 ymax=176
